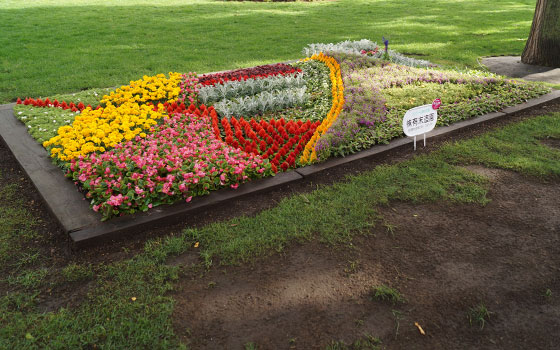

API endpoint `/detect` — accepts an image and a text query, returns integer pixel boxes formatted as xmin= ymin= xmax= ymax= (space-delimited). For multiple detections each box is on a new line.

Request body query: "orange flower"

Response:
xmin=300 ymin=53 xmax=344 ymax=164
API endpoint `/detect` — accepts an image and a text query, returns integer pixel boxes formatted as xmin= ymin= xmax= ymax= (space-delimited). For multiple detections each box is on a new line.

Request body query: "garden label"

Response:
xmin=402 ymin=104 xmax=438 ymax=150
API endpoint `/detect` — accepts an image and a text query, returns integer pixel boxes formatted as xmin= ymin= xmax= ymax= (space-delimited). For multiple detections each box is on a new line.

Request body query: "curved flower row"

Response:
xmin=198 ymin=63 xmax=301 ymax=86
xmin=101 ymin=72 xmax=182 ymax=106
xmin=17 ymin=97 xmax=95 ymax=112
xmin=42 ymin=73 xmax=193 ymax=161
xmin=43 ymin=102 xmax=166 ymax=161
xmin=70 ymin=108 xmax=272 ymax=220
xmin=299 ymin=53 xmax=344 ymax=164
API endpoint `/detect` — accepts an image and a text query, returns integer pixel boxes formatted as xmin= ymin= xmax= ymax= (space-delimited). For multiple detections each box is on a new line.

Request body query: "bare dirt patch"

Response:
xmin=172 ymin=169 xmax=560 ymax=349
xmin=541 ymin=137 xmax=560 ymax=150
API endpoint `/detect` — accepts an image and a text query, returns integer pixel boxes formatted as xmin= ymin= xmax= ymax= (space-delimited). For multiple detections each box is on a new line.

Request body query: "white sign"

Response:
xmin=402 ymin=104 xmax=438 ymax=150
xmin=402 ymin=104 xmax=437 ymax=137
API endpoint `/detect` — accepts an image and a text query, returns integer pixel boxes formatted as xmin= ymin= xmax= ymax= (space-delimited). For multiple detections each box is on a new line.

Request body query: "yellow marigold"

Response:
xmin=101 ymin=72 xmax=182 ymax=107
xmin=43 ymin=102 xmax=167 ymax=161
xmin=300 ymin=53 xmax=345 ymax=164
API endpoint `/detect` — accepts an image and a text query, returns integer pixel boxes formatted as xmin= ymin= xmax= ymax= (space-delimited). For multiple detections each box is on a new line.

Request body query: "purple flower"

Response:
xmin=382 ymin=36 xmax=389 ymax=52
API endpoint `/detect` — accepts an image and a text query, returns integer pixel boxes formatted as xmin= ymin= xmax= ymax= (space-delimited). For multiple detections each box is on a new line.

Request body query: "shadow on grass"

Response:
xmin=0 ymin=0 xmax=535 ymax=102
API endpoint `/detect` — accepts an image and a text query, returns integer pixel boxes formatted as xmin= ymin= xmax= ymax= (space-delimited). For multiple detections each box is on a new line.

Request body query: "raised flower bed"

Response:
xmin=11 ymin=39 xmax=551 ymax=221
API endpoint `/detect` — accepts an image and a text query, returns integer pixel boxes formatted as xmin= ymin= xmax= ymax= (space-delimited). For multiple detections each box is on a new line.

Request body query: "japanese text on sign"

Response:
xmin=402 ymin=104 xmax=438 ymax=137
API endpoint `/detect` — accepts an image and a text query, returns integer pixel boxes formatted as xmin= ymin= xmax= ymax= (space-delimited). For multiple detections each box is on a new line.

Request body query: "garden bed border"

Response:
xmin=1 ymin=89 xmax=559 ymax=247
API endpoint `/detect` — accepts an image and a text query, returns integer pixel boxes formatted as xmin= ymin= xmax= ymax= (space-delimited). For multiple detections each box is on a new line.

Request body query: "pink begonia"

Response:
xmin=69 ymin=111 xmax=272 ymax=219
xmin=107 ymin=194 xmax=124 ymax=206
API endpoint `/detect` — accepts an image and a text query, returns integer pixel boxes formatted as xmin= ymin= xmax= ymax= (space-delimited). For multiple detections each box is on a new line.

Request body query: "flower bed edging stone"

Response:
xmin=1 ymin=89 xmax=559 ymax=247
xmin=0 ymin=102 xmax=100 ymax=234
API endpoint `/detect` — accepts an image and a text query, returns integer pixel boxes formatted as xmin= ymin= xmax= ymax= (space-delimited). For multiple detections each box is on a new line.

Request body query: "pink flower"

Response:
xmin=107 ymin=194 xmax=124 ymax=206
xmin=72 ymin=112 xmax=271 ymax=219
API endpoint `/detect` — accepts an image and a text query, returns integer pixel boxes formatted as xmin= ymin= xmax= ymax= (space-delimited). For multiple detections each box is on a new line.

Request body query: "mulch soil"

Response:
xmin=1 ymin=99 xmax=559 ymax=349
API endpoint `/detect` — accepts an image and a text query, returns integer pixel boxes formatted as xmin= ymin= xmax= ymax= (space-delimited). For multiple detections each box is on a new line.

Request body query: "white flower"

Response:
xmin=53 ymin=120 xmax=56 ymax=123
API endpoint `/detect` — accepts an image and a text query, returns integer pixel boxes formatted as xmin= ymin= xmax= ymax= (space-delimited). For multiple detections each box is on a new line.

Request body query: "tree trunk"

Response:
xmin=521 ymin=0 xmax=560 ymax=67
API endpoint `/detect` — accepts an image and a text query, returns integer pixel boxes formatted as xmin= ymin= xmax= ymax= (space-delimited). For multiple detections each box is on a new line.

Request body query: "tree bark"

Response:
xmin=521 ymin=0 xmax=560 ymax=67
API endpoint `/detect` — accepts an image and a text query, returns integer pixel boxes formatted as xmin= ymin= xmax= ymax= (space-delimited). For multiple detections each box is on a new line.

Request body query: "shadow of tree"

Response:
xmin=0 ymin=0 xmax=536 ymax=102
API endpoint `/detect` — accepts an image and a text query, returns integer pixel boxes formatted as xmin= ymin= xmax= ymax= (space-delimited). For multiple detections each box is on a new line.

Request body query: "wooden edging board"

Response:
xmin=1 ymin=89 xmax=559 ymax=247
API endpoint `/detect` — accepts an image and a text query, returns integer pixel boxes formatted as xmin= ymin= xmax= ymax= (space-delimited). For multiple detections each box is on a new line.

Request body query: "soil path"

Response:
xmin=171 ymin=167 xmax=560 ymax=349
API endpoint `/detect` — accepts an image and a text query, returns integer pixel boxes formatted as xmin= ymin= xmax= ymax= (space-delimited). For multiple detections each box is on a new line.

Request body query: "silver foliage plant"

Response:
xmin=303 ymin=39 xmax=377 ymax=56
xmin=387 ymin=50 xmax=433 ymax=68
xmin=198 ymin=72 xmax=306 ymax=105
xmin=302 ymin=39 xmax=434 ymax=68
xmin=213 ymin=87 xmax=309 ymax=118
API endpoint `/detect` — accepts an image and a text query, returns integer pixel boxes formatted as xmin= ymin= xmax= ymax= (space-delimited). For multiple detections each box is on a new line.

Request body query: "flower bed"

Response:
xmin=71 ymin=105 xmax=272 ymax=218
xmin=13 ymin=39 xmax=551 ymax=220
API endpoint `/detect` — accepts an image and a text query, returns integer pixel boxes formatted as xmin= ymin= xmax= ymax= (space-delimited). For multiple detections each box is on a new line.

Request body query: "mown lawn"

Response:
xmin=0 ymin=0 xmax=539 ymax=103
xmin=1 ymin=110 xmax=559 ymax=349
xmin=1 ymin=0 xmax=559 ymax=348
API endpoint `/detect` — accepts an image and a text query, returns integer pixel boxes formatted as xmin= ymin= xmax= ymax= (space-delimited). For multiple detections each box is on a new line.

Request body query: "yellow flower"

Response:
xmin=44 ymin=101 xmax=168 ymax=161
xmin=300 ymin=53 xmax=345 ymax=164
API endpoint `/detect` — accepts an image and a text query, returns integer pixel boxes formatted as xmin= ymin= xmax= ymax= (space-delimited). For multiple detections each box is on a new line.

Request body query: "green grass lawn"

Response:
xmin=2 ymin=0 xmax=559 ymax=348
xmin=1 ymin=111 xmax=559 ymax=349
xmin=0 ymin=0 xmax=540 ymax=103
